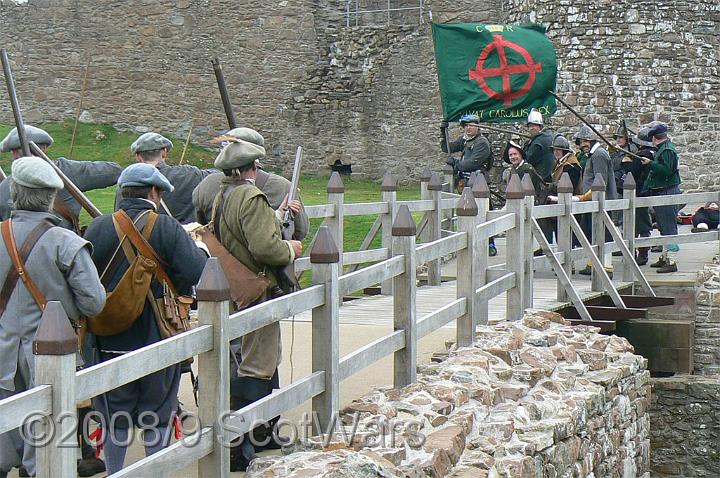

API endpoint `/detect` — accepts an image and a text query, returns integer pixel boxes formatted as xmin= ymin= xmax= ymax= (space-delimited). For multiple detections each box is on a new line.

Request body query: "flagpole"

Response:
xmin=469 ymin=123 xmax=533 ymax=140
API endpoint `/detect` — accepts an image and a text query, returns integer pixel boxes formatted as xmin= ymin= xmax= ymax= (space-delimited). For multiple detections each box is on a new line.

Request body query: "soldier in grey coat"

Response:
xmin=0 ymin=125 xmax=122 ymax=233
xmin=192 ymin=128 xmax=308 ymax=240
xmin=119 ymin=132 xmax=216 ymax=224
xmin=575 ymin=125 xmax=617 ymax=276
xmin=0 ymin=157 xmax=106 ymax=478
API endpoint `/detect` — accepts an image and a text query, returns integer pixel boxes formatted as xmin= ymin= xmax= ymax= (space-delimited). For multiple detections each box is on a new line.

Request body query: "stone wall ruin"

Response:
xmin=246 ymin=310 xmax=651 ymax=477
xmin=0 ymin=0 xmax=716 ymax=184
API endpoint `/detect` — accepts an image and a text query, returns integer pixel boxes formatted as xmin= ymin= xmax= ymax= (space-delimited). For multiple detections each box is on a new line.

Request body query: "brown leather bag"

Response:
xmin=111 ymin=211 xmax=194 ymax=339
xmin=87 ymin=211 xmax=158 ymax=336
xmin=196 ymin=226 xmax=270 ymax=309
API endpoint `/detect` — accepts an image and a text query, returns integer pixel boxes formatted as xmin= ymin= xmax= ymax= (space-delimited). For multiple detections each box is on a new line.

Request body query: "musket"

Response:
xmin=1 ymin=49 xmax=102 ymax=217
xmin=550 ymin=91 xmax=643 ymax=161
xmin=1 ymin=49 xmax=30 ymax=158
xmin=211 ymin=57 xmax=238 ymax=129
xmin=30 ymin=142 xmax=102 ymax=218
xmin=279 ymin=146 xmax=303 ymax=291
xmin=468 ymin=122 xmax=533 ymax=140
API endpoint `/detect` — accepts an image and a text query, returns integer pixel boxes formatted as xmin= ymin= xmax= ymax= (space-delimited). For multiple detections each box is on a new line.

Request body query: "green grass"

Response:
xmin=0 ymin=121 xmax=423 ymax=259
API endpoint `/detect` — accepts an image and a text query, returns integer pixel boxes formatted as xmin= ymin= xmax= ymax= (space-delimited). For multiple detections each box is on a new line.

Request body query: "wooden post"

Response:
xmin=443 ymin=164 xmax=454 ymax=193
xmin=392 ymin=205 xmax=417 ymax=386
xmin=521 ymin=174 xmax=535 ymax=309
xmin=591 ymin=174 xmax=607 ymax=292
xmin=443 ymin=164 xmax=454 ymax=228
xmin=311 ymin=226 xmax=340 ymax=433
xmin=622 ymin=172 xmax=637 ymax=284
xmin=33 ymin=301 xmax=78 ymax=478
xmin=427 ymin=172 xmax=443 ymax=286
xmin=557 ymin=173 xmax=574 ymax=301
xmin=326 ymin=172 xmax=345 ymax=273
xmin=456 ymin=188 xmax=479 ymax=346
xmin=505 ymin=174 xmax=525 ymax=321
xmin=472 ymin=174 xmax=490 ymax=325
xmin=380 ymin=172 xmax=397 ymax=295
xmin=196 ymin=258 xmax=231 ymax=478
xmin=419 ymin=167 xmax=431 ymax=244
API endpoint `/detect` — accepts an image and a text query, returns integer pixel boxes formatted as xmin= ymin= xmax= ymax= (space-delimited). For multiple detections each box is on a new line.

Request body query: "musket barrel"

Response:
xmin=29 ymin=142 xmax=102 ymax=218
xmin=211 ymin=58 xmax=238 ymax=129
xmin=1 ymin=49 xmax=31 ymax=157
xmin=550 ymin=91 xmax=643 ymax=161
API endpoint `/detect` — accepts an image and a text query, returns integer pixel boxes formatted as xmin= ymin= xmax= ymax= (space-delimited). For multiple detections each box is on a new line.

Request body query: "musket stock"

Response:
xmin=211 ymin=57 xmax=238 ymax=129
xmin=279 ymin=146 xmax=303 ymax=291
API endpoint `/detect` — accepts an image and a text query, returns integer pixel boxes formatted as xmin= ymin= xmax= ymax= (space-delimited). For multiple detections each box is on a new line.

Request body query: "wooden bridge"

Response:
xmin=2 ymin=167 xmax=718 ymax=477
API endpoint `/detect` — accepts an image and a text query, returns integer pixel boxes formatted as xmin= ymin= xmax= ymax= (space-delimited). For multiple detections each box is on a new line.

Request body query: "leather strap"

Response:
xmin=1 ymin=220 xmax=52 ymax=313
xmin=52 ymin=196 xmax=80 ymax=234
xmin=112 ymin=210 xmax=175 ymax=294
xmin=100 ymin=210 xmax=153 ymax=288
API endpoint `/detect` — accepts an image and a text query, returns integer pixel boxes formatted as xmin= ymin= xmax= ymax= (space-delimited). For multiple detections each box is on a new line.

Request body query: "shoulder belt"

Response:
xmin=111 ymin=210 xmax=177 ymax=294
xmin=53 ymin=196 xmax=81 ymax=234
xmin=211 ymin=179 xmax=255 ymax=241
xmin=0 ymin=219 xmax=54 ymax=315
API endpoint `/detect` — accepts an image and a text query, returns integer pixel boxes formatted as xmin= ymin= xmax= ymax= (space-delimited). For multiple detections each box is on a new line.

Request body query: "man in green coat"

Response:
xmin=523 ymin=108 xmax=554 ymax=182
xmin=211 ymin=131 xmax=302 ymax=471
xmin=642 ymin=123 xmax=681 ymax=273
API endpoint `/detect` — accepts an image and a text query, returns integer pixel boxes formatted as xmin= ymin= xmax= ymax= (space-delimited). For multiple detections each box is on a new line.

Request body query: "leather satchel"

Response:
xmin=87 ymin=211 xmax=158 ymax=336
xmin=196 ymin=225 xmax=270 ymax=309
xmin=111 ymin=210 xmax=194 ymax=339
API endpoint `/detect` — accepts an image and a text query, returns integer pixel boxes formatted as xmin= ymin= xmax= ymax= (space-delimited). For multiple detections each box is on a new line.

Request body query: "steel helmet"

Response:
xmin=459 ymin=113 xmax=480 ymax=126
xmin=526 ymin=108 xmax=543 ymax=126
xmin=552 ymin=135 xmax=572 ymax=152
xmin=573 ymin=125 xmax=598 ymax=142
xmin=632 ymin=127 xmax=653 ymax=147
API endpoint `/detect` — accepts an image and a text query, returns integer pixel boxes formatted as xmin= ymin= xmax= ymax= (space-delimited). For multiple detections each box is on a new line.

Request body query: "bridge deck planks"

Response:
xmin=286 ymin=278 xmax=633 ymax=327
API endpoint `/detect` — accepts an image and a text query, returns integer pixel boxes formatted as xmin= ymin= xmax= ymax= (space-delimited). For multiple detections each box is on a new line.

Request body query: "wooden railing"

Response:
xmin=2 ymin=169 xmax=717 ymax=477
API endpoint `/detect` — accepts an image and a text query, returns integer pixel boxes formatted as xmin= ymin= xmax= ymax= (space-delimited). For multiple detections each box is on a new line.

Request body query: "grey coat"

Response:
xmin=581 ymin=144 xmax=618 ymax=199
xmin=0 ymin=157 xmax=122 ymax=230
xmin=115 ymin=162 xmax=217 ymax=224
xmin=0 ymin=210 xmax=105 ymax=392
xmin=192 ymin=170 xmax=309 ymax=240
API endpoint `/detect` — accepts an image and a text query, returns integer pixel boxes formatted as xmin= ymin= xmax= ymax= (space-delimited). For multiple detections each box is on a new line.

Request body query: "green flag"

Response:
xmin=432 ymin=23 xmax=557 ymax=123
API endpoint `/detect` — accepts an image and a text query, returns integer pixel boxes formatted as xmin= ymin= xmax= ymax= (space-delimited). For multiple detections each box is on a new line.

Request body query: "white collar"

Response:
xmin=590 ymin=142 xmax=601 ymax=154
xmin=139 ymin=198 xmax=158 ymax=211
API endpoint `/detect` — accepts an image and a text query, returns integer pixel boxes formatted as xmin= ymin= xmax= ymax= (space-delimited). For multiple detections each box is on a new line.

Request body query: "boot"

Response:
xmin=77 ymin=439 xmax=106 ymax=477
xmin=636 ymin=248 xmax=649 ymax=266
xmin=657 ymin=262 xmax=678 ymax=273
xmin=489 ymin=242 xmax=497 ymax=257
xmin=612 ymin=250 xmax=623 ymax=257
xmin=18 ymin=467 xmax=28 ymax=477
xmin=651 ymin=245 xmax=663 ymax=253
xmin=650 ymin=256 xmax=667 ymax=268
xmin=230 ymin=435 xmax=256 ymax=472
xmin=578 ymin=265 xmax=592 ymax=276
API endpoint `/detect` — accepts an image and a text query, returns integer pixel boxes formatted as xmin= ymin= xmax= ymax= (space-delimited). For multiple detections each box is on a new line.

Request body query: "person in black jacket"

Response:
xmin=83 ymin=163 xmax=207 ymax=474
xmin=623 ymin=127 xmax=655 ymax=265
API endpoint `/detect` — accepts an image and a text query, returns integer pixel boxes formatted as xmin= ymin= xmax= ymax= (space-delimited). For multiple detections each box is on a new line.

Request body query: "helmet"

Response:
xmin=552 ymin=135 xmax=571 ymax=152
xmin=527 ymin=108 xmax=543 ymax=126
xmin=459 ymin=114 xmax=480 ymax=126
xmin=573 ymin=125 xmax=598 ymax=142
xmin=632 ymin=127 xmax=654 ymax=147
xmin=614 ymin=125 xmax=628 ymax=138
xmin=503 ymin=140 xmax=527 ymax=164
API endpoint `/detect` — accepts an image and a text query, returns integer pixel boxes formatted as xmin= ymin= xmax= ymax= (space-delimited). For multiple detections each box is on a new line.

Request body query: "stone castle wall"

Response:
xmin=651 ymin=375 xmax=720 ymax=477
xmin=0 ymin=0 xmax=716 ymax=185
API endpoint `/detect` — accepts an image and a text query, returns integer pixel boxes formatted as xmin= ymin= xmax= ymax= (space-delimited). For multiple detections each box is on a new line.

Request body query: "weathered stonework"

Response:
xmin=0 ymin=1 xmax=716 ymax=184
xmin=694 ymin=264 xmax=720 ymax=375
xmin=651 ymin=375 xmax=720 ymax=477
xmin=247 ymin=310 xmax=650 ymax=477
